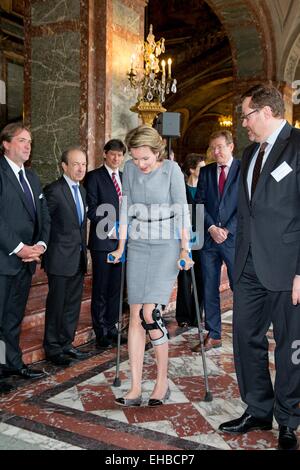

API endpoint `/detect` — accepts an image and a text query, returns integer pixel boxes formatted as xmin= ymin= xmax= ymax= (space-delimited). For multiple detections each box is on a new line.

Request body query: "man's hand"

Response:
xmin=17 ymin=244 xmax=43 ymax=263
xmin=209 ymin=226 xmax=228 ymax=244
xmin=292 ymin=275 xmax=300 ymax=305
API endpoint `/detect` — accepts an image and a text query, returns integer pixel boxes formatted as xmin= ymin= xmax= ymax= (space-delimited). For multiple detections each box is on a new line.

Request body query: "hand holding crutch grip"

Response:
xmin=178 ymin=255 xmax=213 ymax=402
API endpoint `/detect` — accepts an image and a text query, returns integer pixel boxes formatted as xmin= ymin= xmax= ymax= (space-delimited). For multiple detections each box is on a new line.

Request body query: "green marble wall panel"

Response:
xmin=31 ymin=0 xmax=80 ymax=26
xmin=111 ymin=33 xmax=138 ymax=141
xmin=112 ymin=0 xmax=140 ymax=35
xmin=7 ymin=62 xmax=24 ymax=121
xmin=30 ymin=32 xmax=80 ymax=185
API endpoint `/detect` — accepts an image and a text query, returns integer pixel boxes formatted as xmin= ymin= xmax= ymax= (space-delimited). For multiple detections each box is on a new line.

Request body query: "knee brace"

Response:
xmin=139 ymin=304 xmax=169 ymax=346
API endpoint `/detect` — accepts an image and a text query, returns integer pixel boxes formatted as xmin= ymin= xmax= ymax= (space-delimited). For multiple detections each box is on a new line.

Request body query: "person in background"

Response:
xmin=194 ymin=130 xmax=240 ymax=351
xmin=110 ymin=125 xmax=193 ymax=407
xmin=219 ymin=84 xmax=300 ymax=451
xmin=85 ymin=139 xmax=126 ymax=349
xmin=43 ymin=146 xmax=90 ymax=366
xmin=0 ymin=123 xmax=50 ymax=390
xmin=176 ymin=153 xmax=205 ymax=327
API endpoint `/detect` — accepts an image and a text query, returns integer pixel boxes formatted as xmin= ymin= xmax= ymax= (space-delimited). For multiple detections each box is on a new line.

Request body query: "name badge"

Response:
xmin=271 ymin=161 xmax=293 ymax=182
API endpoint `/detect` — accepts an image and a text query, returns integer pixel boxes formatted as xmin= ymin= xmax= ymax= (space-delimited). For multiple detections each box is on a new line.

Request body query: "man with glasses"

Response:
xmin=219 ymin=84 xmax=300 ymax=450
xmin=194 ymin=130 xmax=240 ymax=351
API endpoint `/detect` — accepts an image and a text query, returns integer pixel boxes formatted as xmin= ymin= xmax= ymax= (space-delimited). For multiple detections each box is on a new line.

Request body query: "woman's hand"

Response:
xmin=177 ymin=249 xmax=194 ymax=271
xmin=107 ymin=248 xmax=124 ymax=264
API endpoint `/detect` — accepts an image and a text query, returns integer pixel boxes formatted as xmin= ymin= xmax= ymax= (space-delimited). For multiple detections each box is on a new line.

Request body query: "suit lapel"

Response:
xmin=242 ymin=143 xmax=257 ymax=208
xmin=79 ymin=185 xmax=87 ymax=222
xmin=221 ymin=159 xmax=239 ymax=200
xmin=1 ymin=158 xmax=36 ymax=221
xmin=251 ymin=123 xmax=292 ymax=203
xmin=61 ymin=177 xmax=80 ymax=224
xmin=209 ymin=163 xmax=219 ymax=201
xmin=101 ymin=166 xmax=119 ymax=204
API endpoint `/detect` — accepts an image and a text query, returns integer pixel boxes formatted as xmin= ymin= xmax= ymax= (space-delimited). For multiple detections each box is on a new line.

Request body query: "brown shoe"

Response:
xmin=204 ymin=337 xmax=222 ymax=351
xmin=191 ymin=333 xmax=208 ymax=352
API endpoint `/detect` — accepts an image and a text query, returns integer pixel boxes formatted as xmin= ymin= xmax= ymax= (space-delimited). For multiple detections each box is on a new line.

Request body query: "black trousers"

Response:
xmin=44 ymin=267 xmax=84 ymax=357
xmin=90 ymin=250 xmax=122 ymax=339
xmin=233 ymin=250 xmax=300 ymax=428
xmin=0 ymin=265 xmax=32 ymax=369
xmin=176 ymin=249 xmax=203 ymax=325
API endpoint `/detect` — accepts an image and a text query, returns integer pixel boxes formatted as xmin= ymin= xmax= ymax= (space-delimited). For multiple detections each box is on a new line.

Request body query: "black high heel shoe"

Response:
xmin=148 ymin=387 xmax=171 ymax=407
xmin=115 ymin=396 xmax=142 ymax=407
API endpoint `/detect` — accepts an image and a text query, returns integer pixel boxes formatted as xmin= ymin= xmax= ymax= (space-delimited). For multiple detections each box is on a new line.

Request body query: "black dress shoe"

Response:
xmin=46 ymin=354 xmax=71 ymax=366
xmin=219 ymin=411 xmax=272 ymax=434
xmin=96 ymin=336 xmax=113 ymax=349
xmin=3 ymin=365 xmax=46 ymax=379
xmin=63 ymin=347 xmax=90 ymax=359
xmin=278 ymin=425 xmax=299 ymax=450
xmin=0 ymin=382 xmax=13 ymax=394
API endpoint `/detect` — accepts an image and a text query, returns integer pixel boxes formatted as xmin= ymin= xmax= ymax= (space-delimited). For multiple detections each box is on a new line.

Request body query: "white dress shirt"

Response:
xmin=63 ymin=174 xmax=84 ymax=219
xmin=247 ymin=120 xmax=286 ymax=199
xmin=4 ymin=155 xmax=46 ymax=255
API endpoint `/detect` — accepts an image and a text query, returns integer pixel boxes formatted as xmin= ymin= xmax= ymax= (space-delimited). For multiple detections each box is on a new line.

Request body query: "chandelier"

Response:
xmin=127 ymin=25 xmax=177 ymax=126
xmin=218 ymin=115 xmax=233 ymax=128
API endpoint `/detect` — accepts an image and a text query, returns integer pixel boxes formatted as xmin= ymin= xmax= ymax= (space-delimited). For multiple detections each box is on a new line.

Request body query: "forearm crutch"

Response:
xmin=107 ymin=252 xmax=126 ymax=387
xmin=179 ymin=258 xmax=213 ymax=402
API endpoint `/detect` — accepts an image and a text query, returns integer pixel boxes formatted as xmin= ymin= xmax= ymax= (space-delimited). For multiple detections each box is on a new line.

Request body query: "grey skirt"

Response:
xmin=126 ymin=239 xmax=181 ymax=305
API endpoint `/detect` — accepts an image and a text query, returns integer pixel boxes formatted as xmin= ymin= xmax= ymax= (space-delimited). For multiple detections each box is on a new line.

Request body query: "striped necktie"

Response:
xmin=112 ymin=172 xmax=122 ymax=201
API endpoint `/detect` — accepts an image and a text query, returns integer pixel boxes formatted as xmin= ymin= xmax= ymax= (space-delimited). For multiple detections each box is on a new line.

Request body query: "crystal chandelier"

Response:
xmin=127 ymin=25 xmax=177 ymax=125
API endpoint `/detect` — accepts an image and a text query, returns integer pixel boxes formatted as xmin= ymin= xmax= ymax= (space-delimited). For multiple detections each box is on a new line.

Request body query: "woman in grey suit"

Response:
xmin=110 ymin=125 xmax=193 ymax=407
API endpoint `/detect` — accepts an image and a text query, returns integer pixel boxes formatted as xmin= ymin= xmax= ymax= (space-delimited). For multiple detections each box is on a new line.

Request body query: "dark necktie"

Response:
xmin=18 ymin=169 xmax=36 ymax=220
xmin=251 ymin=142 xmax=268 ymax=198
xmin=218 ymin=165 xmax=226 ymax=197
xmin=112 ymin=172 xmax=122 ymax=201
xmin=72 ymin=184 xmax=83 ymax=225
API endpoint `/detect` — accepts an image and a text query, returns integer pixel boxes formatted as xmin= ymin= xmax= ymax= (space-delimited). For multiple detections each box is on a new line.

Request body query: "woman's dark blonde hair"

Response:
xmin=125 ymin=125 xmax=166 ymax=161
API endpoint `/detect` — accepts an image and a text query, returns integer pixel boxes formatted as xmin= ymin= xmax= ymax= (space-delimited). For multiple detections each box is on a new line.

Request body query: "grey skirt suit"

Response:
xmin=120 ymin=159 xmax=190 ymax=305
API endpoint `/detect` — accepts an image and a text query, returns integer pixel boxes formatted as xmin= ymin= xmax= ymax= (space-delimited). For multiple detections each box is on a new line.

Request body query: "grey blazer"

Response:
xmin=120 ymin=159 xmax=190 ymax=244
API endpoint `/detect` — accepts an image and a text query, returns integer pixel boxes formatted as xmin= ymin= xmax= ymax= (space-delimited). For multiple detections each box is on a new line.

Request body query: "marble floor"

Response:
xmin=0 ymin=310 xmax=298 ymax=451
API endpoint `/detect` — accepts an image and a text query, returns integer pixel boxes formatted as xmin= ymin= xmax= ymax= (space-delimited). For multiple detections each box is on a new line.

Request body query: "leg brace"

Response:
xmin=140 ymin=305 xmax=169 ymax=346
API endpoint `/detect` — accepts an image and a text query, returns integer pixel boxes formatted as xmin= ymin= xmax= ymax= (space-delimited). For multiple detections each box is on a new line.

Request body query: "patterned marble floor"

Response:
xmin=0 ymin=310 xmax=299 ymax=451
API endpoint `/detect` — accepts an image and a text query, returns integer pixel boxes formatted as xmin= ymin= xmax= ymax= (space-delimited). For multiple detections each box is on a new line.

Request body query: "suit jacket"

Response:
xmin=195 ymin=158 xmax=240 ymax=250
xmin=42 ymin=177 xmax=87 ymax=276
xmin=234 ymin=123 xmax=300 ymax=290
xmin=85 ymin=165 xmax=122 ymax=252
xmin=0 ymin=156 xmax=50 ymax=275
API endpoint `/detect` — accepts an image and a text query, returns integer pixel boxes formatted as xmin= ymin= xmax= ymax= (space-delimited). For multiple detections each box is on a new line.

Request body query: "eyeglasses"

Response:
xmin=240 ymin=109 xmax=258 ymax=122
xmin=210 ymin=144 xmax=228 ymax=152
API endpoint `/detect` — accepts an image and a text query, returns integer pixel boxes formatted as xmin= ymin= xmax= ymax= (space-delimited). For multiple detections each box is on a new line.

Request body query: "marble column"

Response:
xmin=24 ymin=0 xmax=147 ymax=183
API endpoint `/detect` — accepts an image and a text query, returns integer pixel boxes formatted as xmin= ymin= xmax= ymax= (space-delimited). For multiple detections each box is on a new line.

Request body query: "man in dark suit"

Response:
xmin=0 ymin=123 xmax=50 ymax=391
xmin=85 ymin=139 xmax=126 ymax=348
xmin=195 ymin=130 xmax=240 ymax=351
xmin=219 ymin=84 xmax=300 ymax=450
xmin=43 ymin=147 xmax=90 ymax=365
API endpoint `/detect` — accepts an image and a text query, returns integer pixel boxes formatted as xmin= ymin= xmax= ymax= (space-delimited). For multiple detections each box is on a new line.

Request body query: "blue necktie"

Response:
xmin=72 ymin=184 xmax=83 ymax=225
xmin=19 ymin=169 xmax=36 ymax=220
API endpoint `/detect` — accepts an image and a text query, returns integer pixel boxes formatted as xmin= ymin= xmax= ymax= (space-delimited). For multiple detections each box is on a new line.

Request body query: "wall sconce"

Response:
xmin=294 ymin=120 xmax=300 ymax=129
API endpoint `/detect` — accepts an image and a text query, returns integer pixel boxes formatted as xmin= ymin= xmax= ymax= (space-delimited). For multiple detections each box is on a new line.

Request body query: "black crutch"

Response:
xmin=107 ymin=252 xmax=126 ymax=387
xmin=179 ymin=258 xmax=213 ymax=402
